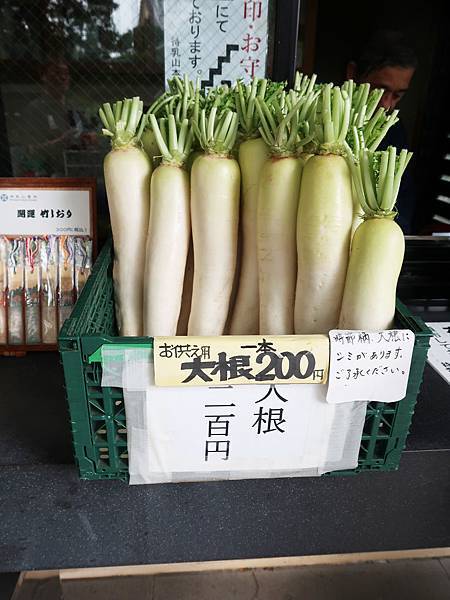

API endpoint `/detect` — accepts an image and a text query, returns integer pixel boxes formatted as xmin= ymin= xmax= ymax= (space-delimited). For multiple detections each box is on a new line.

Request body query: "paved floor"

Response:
xmin=7 ymin=557 xmax=450 ymax=600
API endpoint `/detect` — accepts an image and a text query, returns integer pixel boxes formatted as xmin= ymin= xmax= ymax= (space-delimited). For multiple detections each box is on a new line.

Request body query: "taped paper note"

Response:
xmin=327 ymin=329 xmax=415 ymax=404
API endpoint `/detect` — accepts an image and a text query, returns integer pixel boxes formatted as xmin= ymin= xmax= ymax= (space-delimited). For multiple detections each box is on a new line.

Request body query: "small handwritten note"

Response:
xmin=326 ymin=329 xmax=415 ymax=404
xmin=426 ymin=322 xmax=450 ymax=385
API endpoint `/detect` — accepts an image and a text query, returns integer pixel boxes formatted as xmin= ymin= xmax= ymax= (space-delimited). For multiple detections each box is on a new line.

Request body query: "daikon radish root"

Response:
xmin=188 ymin=107 xmax=240 ymax=336
xmin=99 ymin=96 xmax=151 ymax=336
xmin=143 ymin=114 xmax=193 ymax=336
xmin=295 ymin=84 xmax=353 ymax=334
xmin=256 ymin=86 xmax=318 ymax=334
xmin=339 ymin=146 xmax=412 ymax=330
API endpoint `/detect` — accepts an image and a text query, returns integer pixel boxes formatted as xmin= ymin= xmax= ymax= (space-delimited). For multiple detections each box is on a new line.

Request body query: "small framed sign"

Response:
xmin=0 ymin=178 xmax=96 ymax=354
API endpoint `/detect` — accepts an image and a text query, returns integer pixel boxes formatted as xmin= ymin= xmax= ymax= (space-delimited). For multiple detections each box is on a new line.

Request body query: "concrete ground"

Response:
xmin=7 ymin=555 xmax=450 ymax=600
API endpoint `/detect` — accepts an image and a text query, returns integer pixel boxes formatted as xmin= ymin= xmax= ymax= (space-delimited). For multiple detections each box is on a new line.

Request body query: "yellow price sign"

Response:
xmin=153 ymin=335 xmax=329 ymax=387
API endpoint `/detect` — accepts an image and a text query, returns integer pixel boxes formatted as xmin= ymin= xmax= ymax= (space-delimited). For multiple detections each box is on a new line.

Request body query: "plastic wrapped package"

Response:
xmin=7 ymin=238 xmax=25 ymax=345
xmin=74 ymin=237 xmax=92 ymax=300
xmin=58 ymin=236 xmax=75 ymax=329
xmin=1 ymin=234 xmax=93 ymax=348
xmin=40 ymin=236 xmax=58 ymax=344
xmin=24 ymin=237 xmax=41 ymax=344
xmin=0 ymin=237 xmax=7 ymax=344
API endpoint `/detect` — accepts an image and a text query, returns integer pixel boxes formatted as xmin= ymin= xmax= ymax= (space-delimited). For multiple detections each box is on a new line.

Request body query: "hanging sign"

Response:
xmin=153 ymin=335 xmax=329 ymax=387
xmin=163 ymin=0 xmax=269 ymax=87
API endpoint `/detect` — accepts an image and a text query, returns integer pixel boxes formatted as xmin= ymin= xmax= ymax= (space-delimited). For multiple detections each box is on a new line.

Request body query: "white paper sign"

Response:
xmin=100 ymin=347 xmax=367 ymax=484
xmin=163 ymin=0 xmax=269 ymax=87
xmin=426 ymin=322 xmax=450 ymax=384
xmin=326 ymin=329 xmax=415 ymax=404
xmin=128 ymin=384 xmax=366 ymax=484
xmin=0 ymin=188 xmax=91 ymax=236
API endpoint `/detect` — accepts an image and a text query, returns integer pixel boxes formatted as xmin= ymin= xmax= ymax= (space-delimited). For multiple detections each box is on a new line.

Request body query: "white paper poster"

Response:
xmin=327 ymin=329 xmax=415 ymax=404
xmin=101 ymin=347 xmax=367 ymax=485
xmin=163 ymin=0 xmax=269 ymax=87
xmin=426 ymin=322 xmax=450 ymax=384
xmin=0 ymin=188 xmax=91 ymax=236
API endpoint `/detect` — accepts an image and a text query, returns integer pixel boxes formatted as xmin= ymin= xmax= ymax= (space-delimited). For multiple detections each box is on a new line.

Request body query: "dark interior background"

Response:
xmin=0 ymin=0 xmax=448 ymax=234
xmin=300 ymin=0 xmax=449 ymax=233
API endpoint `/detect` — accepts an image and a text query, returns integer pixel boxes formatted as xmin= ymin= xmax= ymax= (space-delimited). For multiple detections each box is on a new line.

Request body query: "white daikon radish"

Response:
xmin=256 ymin=85 xmax=318 ymax=334
xmin=143 ymin=114 xmax=193 ymax=336
xmin=229 ymin=78 xmax=272 ymax=335
xmin=99 ymin=97 xmax=151 ymax=336
xmin=295 ymin=84 xmax=354 ymax=334
xmin=188 ymin=108 xmax=240 ymax=336
xmin=339 ymin=146 xmax=412 ymax=330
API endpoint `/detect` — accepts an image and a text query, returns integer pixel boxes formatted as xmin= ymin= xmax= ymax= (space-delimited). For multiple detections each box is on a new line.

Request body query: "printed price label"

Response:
xmin=326 ymin=329 xmax=415 ymax=403
xmin=153 ymin=335 xmax=329 ymax=387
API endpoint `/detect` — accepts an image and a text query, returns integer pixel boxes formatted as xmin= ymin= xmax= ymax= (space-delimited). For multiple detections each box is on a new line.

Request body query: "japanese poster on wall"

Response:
xmin=163 ymin=0 xmax=269 ymax=87
xmin=0 ymin=180 xmax=94 ymax=348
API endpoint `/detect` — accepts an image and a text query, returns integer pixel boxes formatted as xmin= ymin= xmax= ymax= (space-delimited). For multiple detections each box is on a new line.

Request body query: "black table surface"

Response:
xmin=1 ymin=324 xmax=449 ymax=572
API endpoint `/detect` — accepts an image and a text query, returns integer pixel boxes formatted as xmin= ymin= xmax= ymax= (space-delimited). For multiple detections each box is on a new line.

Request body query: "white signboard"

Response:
xmin=163 ymin=0 xmax=269 ymax=87
xmin=326 ymin=329 xmax=415 ymax=404
xmin=101 ymin=347 xmax=367 ymax=484
xmin=0 ymin=188 xmax=91 ymax=236
xmin=426 ymin=322 xmax=450 ymax=385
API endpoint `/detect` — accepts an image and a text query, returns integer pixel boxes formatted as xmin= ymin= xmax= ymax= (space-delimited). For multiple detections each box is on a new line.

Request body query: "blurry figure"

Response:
xmin=22 ymin=59 xmax=95 ymax=177
xmin=346 ymin=31 xmax=418 ymax=233
xmin=346 ymin=30 xmax=417 ymax=111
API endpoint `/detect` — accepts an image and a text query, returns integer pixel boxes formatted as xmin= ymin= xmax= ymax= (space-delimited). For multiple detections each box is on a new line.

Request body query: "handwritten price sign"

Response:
xmin=153 ymin=335 xmax=329 ymax=387
xmin=326 ymin=329 xmax=415 ymax=403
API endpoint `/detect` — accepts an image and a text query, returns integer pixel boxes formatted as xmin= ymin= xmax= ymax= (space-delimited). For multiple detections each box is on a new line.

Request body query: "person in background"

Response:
xmin=346 ymin=30 xmax=418 ymax=233
xmin=22 ymin=59 xmax=96 ymax=177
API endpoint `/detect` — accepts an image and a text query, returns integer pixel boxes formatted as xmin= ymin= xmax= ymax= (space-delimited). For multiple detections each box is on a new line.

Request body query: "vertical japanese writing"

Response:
xmin=240 ymin=0 xmax=263 ymax=78
xmin=171 ymin=36 xmax=181 ymax=77
xmin=189 ymin=0 xmax=202 ymax=70
xmin=215 ymin=0 xmax=233 ymax=32
xmin=204 ymin=401 xmax=236 ymax=461
xmin=252 ymin=385 xmax=288 ymax=435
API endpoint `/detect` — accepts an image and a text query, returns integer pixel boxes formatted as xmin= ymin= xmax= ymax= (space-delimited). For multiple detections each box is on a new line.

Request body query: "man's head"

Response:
xmin=346 ymin=30 xmax=417 ymax=111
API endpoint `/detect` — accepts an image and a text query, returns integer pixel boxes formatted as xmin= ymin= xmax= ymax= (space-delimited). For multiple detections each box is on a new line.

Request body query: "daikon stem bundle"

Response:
xmin=97 ymin=71 xmax=412 ymax=341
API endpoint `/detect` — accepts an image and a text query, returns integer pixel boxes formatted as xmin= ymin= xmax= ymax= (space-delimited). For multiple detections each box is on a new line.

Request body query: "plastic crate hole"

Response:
xmin=373 ymin=437 xmax=389 ymax=459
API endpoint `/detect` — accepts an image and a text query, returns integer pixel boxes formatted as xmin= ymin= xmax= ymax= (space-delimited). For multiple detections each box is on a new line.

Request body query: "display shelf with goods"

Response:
xmin=59 ymin=240 xmax=432 ymax=481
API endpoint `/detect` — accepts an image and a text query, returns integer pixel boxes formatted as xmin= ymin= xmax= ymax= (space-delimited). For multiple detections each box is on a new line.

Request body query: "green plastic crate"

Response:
xmin=59 ymin=240 xmax=433 ymax=481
